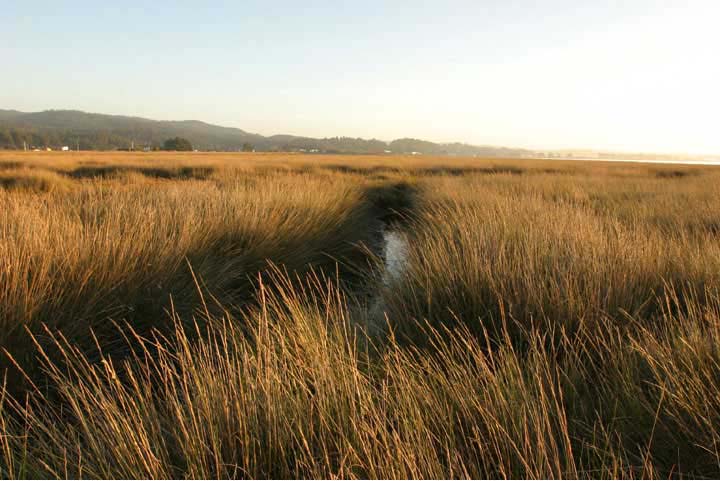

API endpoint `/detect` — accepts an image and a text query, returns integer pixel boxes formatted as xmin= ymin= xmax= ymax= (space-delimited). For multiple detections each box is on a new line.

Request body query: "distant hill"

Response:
xmin=0 ymin=109 xmax=266 ymax=151
xmin=0 ymin=109 xmax=533 ymax=156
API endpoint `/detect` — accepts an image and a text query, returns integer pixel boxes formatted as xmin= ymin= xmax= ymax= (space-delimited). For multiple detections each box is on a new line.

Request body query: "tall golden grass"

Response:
xmin=1 ymin=151 xmax=719 ymax=478
xmin=382 ymin=171 xmax=720 ymax=341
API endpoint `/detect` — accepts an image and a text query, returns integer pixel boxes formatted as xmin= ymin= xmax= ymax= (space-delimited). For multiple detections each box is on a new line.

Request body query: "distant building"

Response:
xmin=46 ymin=147 xmax=52 ymax=151
xmin=61 ymin=146 xmax=70 ymax=151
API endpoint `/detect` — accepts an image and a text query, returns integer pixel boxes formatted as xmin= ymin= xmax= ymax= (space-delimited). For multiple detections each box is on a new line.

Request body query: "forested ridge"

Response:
xmin=0 ymin=109 xmax=532 ymax=155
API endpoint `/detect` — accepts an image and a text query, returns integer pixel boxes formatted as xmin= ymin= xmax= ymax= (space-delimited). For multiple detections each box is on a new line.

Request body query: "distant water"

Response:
xmin=536 ymin=157 xmax=720 ymax=166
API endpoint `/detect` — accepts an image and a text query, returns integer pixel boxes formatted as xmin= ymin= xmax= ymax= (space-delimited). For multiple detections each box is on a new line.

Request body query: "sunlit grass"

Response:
xmin=1 ymin=151 xmax=720 ymax=478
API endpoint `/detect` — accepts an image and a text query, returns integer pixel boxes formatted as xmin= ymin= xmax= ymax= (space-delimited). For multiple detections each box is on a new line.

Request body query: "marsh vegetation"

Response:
xmin=1 ymin=151 xmax=719 ymax=478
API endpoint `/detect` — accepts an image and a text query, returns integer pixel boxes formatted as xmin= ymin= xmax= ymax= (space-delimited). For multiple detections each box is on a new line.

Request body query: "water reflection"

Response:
xmin=381 ymin=229 xmax=407 ymax=284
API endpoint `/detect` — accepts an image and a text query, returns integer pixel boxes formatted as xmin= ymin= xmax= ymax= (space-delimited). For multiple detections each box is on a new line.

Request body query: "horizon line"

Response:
xmin=4 ymin=106 xmax=719 ymax=159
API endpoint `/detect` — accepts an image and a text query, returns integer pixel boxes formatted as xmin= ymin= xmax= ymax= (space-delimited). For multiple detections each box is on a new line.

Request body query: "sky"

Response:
xmin=2 ymin=1 xmax=719 ymax=154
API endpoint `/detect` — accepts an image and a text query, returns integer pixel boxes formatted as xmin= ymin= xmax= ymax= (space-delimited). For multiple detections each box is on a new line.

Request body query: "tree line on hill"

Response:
xmin=0 ymin=109 xmax=533 ymax=156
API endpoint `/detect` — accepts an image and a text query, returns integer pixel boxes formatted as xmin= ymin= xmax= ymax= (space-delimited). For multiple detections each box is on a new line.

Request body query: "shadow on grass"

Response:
xmin=2 ymin=179 xmax=421 ymax=400
xmin=654 ymin=169 xmax=701 ymax=179
xmin=0 ymin=161 xmax=25 ymax=171
xmin=67 ymin=165 xmax=216 ymax=180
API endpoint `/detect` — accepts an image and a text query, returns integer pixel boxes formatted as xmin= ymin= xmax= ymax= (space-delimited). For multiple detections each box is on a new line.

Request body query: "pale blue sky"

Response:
xmin=3 ymin=1 xmax=719 ymax=153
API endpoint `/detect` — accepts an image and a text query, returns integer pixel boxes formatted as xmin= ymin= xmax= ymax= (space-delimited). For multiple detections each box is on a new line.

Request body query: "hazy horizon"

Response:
xmin=3 ymin=1 xmax=719 ymax=155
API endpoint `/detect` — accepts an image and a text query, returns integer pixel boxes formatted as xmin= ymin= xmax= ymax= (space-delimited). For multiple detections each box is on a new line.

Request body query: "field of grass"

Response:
xmin=1 ymin=151 xmax=719 ymax=478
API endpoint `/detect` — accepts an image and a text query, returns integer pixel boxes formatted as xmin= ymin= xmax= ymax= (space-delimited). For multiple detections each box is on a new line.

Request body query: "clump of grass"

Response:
xmin=558 ymin=288 xmax=720 ymax=476
xmin=0 ymin=169 xmax=381 ymax=394
xmin=0 ymin=168 xmax=71 ymax=193
xmin=379 ymin=173 xmax=720 ymax=345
